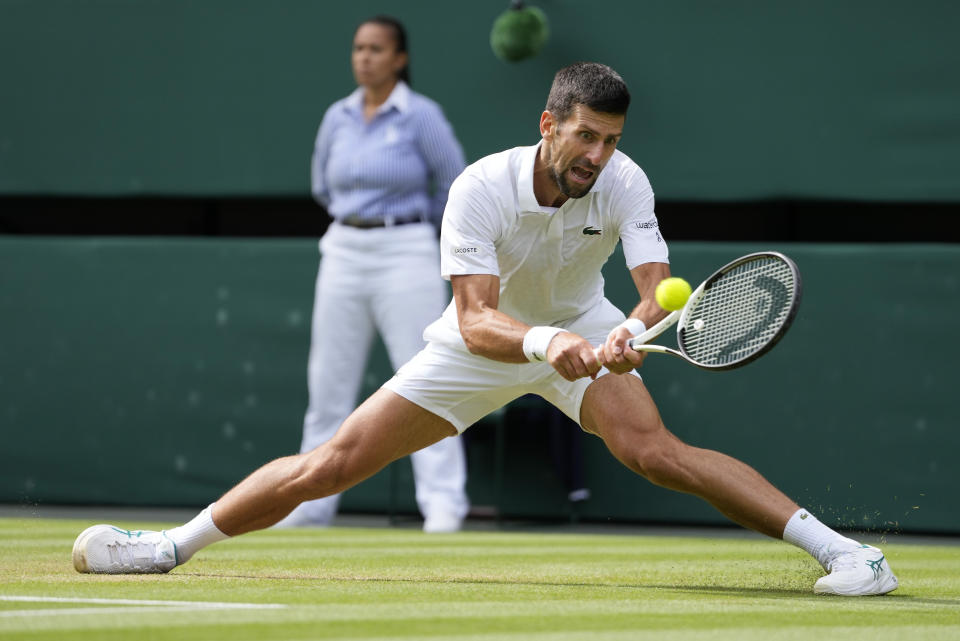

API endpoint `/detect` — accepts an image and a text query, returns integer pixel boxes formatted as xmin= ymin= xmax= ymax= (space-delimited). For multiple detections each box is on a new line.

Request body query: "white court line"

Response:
xmin=1 ymin=595 xmax=286 ymax=608
xmin=0 ymin=606 xmax=254 ymax=618
xmin=0 ymin=595 xmax=287 ymax=618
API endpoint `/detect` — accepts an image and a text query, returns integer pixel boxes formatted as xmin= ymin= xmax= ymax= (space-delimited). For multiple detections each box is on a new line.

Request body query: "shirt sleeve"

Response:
xmin=439 ymin=172 xmax=502 ymax=280
xmin=613 ymin=167 xmax=670 ymax=270
xmin=310 ymin=107 xmax=336 ymax=208
xmin=414 ymin=102 xmax=467 ymax=228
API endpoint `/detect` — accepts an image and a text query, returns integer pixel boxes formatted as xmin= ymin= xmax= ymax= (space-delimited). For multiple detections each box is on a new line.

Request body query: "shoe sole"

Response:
xmin=814 ymin=576 xmax=899 ymax=596
xmin=72 ymin=524 xmax=114 ymax=573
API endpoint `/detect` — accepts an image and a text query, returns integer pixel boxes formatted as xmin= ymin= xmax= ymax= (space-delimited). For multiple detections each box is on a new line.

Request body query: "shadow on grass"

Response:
xmin=173 ymin=571 xmax=960 ymax=606
xmin=177 ymin=571 xmax=819 ymax=598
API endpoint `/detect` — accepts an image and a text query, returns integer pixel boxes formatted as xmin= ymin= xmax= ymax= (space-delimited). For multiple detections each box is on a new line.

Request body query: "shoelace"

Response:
xmin=829 ymin=547 xmax=881 ymax=574
xmin=828 ymin=550 xmax=861 ymax=572
xmin=819 ymin=540 xmax=861 ymax=571
xmin=106 ymin=537 xmax=160 ymax=568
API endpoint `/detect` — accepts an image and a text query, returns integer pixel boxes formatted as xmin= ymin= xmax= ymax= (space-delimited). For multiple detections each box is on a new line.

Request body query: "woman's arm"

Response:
xmin=415 ymin=103 xmax=466 ymax=227
xmin=310 ymin=109 xmax=337 ymax=208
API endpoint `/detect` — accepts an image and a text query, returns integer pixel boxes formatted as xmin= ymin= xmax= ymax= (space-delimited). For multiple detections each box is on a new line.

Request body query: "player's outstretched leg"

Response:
xmin=72 ymin=390 xmax=458 ymax=574
xmin=580 ymin=373 xmax=898 ymax=596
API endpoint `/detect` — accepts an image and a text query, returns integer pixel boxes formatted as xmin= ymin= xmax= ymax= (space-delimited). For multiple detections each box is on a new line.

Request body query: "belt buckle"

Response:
xmin=388 ymin=215 xmax=423 ymax=227
xmin=341 ymin=214 xmax=422 ymax=228
xmin=341 ymin=215 xmax=380 ymax=228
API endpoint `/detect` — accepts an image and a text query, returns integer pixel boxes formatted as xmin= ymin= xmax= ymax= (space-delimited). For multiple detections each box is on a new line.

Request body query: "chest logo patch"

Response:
xmin=582 ymin=226 xmax=602 ymax=236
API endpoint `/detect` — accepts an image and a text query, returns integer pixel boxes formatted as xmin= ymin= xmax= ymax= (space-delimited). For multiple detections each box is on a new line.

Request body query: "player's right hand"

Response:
xmin=546 ymin=332 xmax=602 ymax=381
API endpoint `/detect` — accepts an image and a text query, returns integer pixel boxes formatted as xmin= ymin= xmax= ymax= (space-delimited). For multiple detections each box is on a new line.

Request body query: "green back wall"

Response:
xmin=2 ymin=0 xmax=958 ymax=200
xmin=2 ymin=237 xmax=957 ymax=534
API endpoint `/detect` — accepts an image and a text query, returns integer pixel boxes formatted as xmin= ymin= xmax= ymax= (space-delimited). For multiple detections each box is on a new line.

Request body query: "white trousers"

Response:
xmin=289 ymin=222 xmax=468 ymax=525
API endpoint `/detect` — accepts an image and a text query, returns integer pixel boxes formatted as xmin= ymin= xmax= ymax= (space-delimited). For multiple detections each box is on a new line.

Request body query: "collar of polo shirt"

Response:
xmin=343 ymin=80 xmax=412 ymax=117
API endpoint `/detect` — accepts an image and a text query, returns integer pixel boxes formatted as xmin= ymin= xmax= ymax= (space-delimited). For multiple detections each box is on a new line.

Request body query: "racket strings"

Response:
xmin=679 ymin=257 xmax=796 ymax=366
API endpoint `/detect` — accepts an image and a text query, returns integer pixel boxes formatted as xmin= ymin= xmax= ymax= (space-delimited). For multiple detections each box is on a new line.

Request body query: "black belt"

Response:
xmin=338 ymin=214 xmax=425 ymax=229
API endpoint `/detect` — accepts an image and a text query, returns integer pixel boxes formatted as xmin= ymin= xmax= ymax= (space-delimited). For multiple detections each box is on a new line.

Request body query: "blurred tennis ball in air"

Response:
xmin=490 ymin=1 xmax=549 ymax=62
xmin=655 ymin=277 xmax=692 ymax=311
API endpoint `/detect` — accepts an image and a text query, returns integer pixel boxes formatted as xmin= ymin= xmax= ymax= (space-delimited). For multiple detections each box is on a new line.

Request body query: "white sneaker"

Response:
xmin=423 ymin=513 xmax=463 ymax=534
xmin=72 ymin=524 xmax=178 ymax=574
xmin=814 ymin=544 xmax=899 ymax=596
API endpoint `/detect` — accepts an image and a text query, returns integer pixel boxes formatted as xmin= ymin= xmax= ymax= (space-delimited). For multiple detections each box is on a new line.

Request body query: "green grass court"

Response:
xmin=2 ymin=517 xmax=959 ymax=640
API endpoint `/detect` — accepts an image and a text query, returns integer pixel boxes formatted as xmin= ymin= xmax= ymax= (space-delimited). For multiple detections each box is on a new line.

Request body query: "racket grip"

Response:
xmin=594 ymin=340 xmax=643 ymax=358
xmin=596 ymin=310 xmax=679 ymax=357
xmin=629 ymin=309 xmax=680 ymax=347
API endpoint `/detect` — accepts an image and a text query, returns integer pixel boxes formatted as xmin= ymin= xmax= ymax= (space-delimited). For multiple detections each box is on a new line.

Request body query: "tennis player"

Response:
xmin=72 ymin=62 xmax=897 ymax=596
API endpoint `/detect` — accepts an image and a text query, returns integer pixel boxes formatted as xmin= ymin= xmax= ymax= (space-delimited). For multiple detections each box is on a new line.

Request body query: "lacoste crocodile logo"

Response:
xmin=582 ymin=226 xmax=602 ymax=236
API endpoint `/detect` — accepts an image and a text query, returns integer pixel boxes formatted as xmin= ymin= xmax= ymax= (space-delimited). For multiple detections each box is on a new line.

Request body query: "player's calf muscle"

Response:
xmin=599 ymin=425 xmax=693 ymax=489
xmin=625 ymin=439 xmax=696 ymax=488
xmin=289 ymin=448 xmax=349 ymax=499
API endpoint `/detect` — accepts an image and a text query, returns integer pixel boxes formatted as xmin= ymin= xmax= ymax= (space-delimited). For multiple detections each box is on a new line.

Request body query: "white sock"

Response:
xmin=165 ymin=504 xmax=230 ymax=564
xmin=782 ymin=508 xmax=859 ymax=570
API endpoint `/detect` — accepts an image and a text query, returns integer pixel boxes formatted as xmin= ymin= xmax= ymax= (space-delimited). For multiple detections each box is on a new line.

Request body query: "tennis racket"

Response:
xmin=616 ymin=251 xmax=802 ymax=371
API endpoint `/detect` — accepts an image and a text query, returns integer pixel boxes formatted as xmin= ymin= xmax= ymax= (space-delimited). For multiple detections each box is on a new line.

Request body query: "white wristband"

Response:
xmin=608 ymin=318 xmax=647 ymax=340
xmin=522 ymin=326 xmax=565 ymax=362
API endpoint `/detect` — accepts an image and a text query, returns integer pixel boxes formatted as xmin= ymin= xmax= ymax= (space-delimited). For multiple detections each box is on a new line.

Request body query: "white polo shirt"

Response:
xmin=423 ymin=143 xmax=668 ymax=349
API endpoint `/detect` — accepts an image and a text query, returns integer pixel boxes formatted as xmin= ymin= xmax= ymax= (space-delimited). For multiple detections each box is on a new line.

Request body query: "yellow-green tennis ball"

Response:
xmin=655 ymin=277 xmax=692 ymax=311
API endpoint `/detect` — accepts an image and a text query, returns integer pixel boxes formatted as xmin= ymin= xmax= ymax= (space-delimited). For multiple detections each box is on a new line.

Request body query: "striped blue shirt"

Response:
xmin=311 ymin=81 xmax=466 ymax=228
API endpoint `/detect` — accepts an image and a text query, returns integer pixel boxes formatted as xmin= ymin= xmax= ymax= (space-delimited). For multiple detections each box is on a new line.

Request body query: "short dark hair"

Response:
xmin=358 ymin=15 xmax=411 ymax=86
xmin=545 ymin=62 xmax=630 ymax=123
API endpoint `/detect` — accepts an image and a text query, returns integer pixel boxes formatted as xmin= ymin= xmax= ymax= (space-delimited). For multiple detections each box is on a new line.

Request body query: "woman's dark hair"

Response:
xmin=358 ymin=15 xmax=411 ymax=86
xmin=545 ymin=62 xmax=630 ymax=123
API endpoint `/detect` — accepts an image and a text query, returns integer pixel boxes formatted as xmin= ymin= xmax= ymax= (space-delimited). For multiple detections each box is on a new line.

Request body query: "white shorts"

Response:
xmin=383 ymin=298 xmax=642 ymax=433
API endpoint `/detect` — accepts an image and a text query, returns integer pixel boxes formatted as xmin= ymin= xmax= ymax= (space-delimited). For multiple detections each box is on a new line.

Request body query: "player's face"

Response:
xmin=351 ymin=23 xmax=407 ymax=90
xmin=541 ymin=105 xmax=624 ymax=199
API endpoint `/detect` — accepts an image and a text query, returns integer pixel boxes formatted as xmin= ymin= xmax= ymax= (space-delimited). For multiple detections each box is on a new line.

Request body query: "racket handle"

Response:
xmin=627 ymin=343 xmax=671 ymax=354
xmin=628 ymin=309 xmax=680 ymax=348
xmin=592 ymin=342 xmax=669 ymax=358
xmin=593 ymin=309 xmax=680 ymax=360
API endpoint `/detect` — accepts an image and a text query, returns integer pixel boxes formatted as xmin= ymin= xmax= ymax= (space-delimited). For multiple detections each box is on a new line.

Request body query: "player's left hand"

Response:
xmin=596 ymin=326 xmax=646 ymax=374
